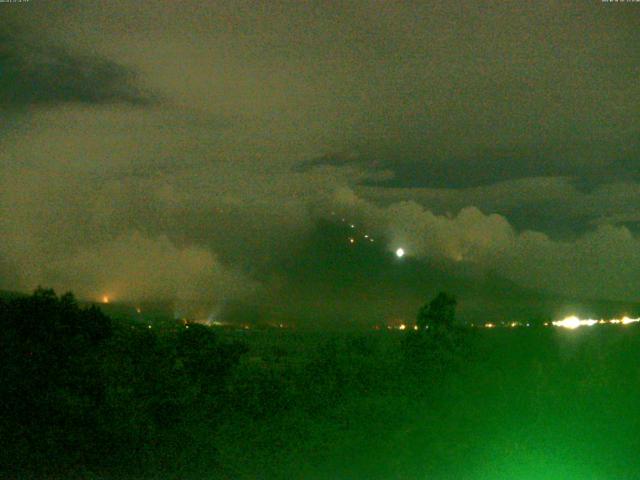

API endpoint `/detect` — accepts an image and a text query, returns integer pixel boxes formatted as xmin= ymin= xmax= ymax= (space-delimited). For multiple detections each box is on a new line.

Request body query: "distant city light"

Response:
xmin=552 ymin=315 xmax=640 ymax=329
xmin=375 ymin=316 xmax=640 ymax=331
xmin=349 ymin=237 xmax=355 ymax=244
xmin=553 ymin=316 xmax=581 ymax=329
xmin=395 ymin=247 xmax=405 ymax=258
xmin=102 ymin=295 xmax=110 ymax=304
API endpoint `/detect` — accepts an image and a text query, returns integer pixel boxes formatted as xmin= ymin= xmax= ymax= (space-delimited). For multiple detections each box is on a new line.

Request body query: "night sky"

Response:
xmin=2 ymin=1 xmax=639 ymax=325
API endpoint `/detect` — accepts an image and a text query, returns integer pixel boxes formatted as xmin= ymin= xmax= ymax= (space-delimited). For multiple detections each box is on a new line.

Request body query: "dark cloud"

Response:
xmin=358 ymin=176 xmax=640 ymax=238
xmin=0 ymin=26 xmax=150 ymax=108
xmin=356 ymin=139 xmax=640 ymax=190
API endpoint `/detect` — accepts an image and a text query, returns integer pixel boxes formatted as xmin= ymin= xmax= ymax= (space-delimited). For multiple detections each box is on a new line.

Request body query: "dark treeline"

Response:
xmin=0 ymin=288 xmax=249 ymax=478
xmin=0 ymin=289 xmax=468 ymax=479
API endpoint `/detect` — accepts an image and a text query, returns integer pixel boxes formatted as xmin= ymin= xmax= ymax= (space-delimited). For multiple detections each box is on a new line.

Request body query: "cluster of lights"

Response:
xmin=377 ymin=318 xmax=640 ymax=331
xmin=480 ymin=322 xmax=530 ymax=328
xmin=552 ymin=315 xmax=640 ymax=329
xmin=333 ymin=212 xmax=410 ymax=258
xmin=331 ymin=212 xmax=376 ymax=245
xmin=374 ymin=323 xmax=419 ymax=331
xmin=475 ymin=316 xmax=640 ymax=330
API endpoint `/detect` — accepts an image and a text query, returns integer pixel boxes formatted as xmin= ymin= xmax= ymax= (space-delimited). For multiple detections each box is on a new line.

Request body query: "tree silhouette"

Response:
xmin=416 ymin=292 xmax=457 ymax=331
xmin=402 ymin=292 xmax=462 ymax=374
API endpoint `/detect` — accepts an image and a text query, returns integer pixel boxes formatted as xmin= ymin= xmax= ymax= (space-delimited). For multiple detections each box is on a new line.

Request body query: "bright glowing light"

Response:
xmin=548 ymin=315 xmax=640 ymax=329
xmin=395 ymin=247 xmax=405 ymax=258
xmin=399 ymin=324 xmax=406 ymax=330
xmin=349 ymin=237 xmax=355 ymax=244
xmin=553 ymin=316 xmax=599 ymax=329
xmin=484 ymin=323 xmax=495 ymax=328
xmin=552 ymin=316 xmax=582 ymax=329
xmin=102 ymin=295 xmax=110 ymax=304
xmin=136 ymin=307 xmax=141 ymax=314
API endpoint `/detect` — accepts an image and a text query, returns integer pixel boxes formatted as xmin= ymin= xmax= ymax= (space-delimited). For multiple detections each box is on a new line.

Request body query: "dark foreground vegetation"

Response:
xmin=2 ymin=290 xmax=640 ymax=479
xmin=0 ymin=289 xmax=247 ymax=479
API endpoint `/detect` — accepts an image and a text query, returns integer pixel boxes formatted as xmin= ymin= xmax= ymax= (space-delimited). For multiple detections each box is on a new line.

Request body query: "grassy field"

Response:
xmin=211 ymin=326 xmax=640 ymax=480
xmin=4 ymin=291 xmax=640 ymax=479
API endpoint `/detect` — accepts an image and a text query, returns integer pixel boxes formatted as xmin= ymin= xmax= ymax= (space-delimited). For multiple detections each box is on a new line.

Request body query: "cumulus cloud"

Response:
xmin=48 ymin=231 xmax=254 ymax=305
xmin=330 ymin=189 xmax=640 ymax=301
xmin=0 ymin=103 xmax=359 ymax=308
xmin=357 ymin=177 xmax=640 ymax=237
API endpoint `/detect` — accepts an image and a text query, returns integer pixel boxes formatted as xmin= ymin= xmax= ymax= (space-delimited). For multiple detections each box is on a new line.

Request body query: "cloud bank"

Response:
xmin=2 ymin=2 xmax=640 ymax=323
xmin=331 ymin=190 xmax=640 ymax=301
